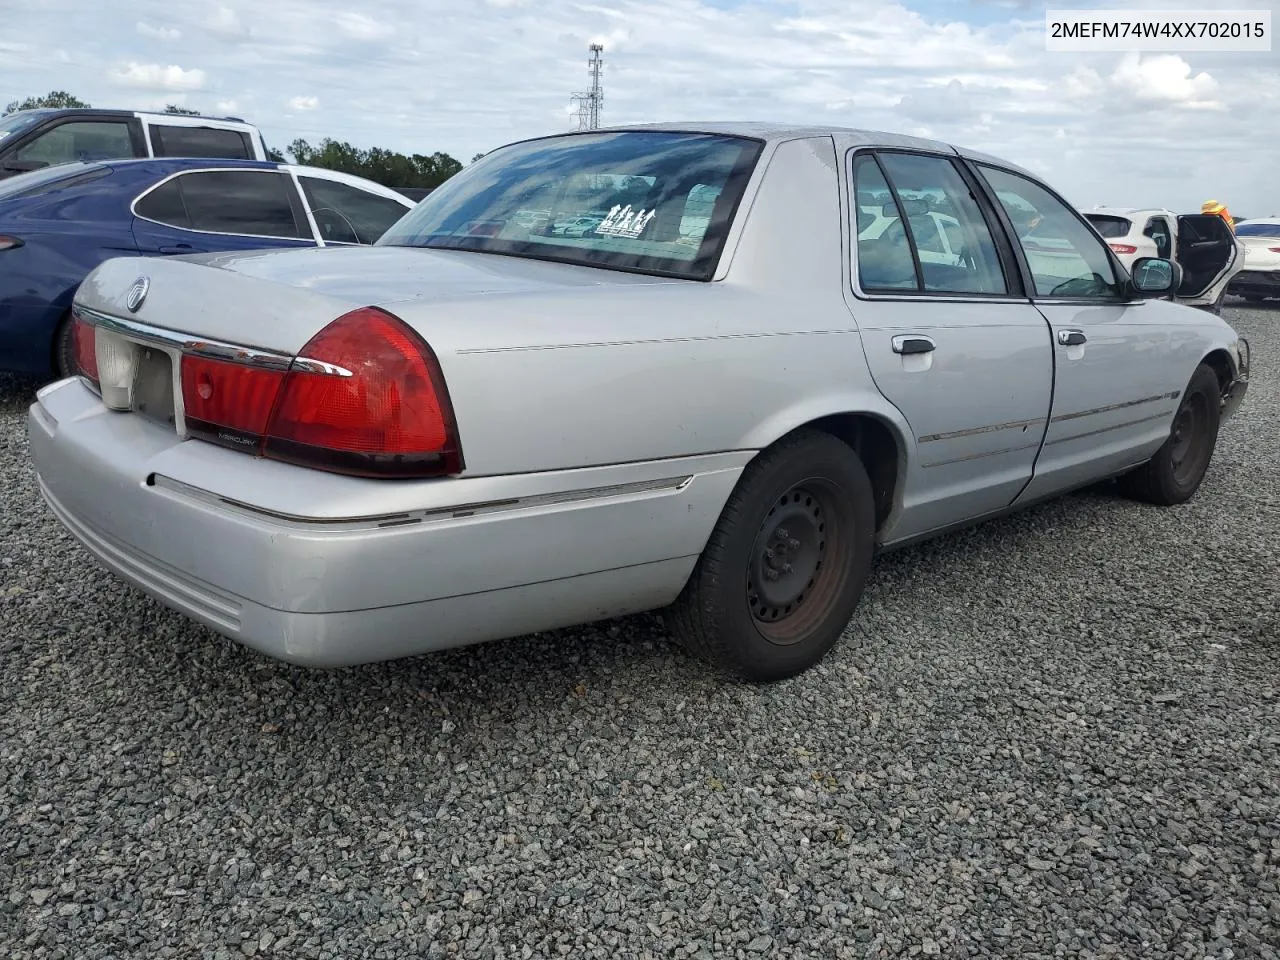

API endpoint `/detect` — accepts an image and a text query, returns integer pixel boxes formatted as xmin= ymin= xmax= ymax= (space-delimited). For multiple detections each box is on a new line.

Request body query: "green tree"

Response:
xmin=163 ymin=104 xmax=200 ymax=115
xmin=287 ymin=137 xmax=462 ymax=189
xmin=3 ymin=90 xmax=90 ymax=115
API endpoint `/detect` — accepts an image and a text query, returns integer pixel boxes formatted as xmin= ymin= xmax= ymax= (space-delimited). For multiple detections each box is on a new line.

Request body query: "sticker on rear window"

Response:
xmin=596 ymin=204 xmax=655 ymax=239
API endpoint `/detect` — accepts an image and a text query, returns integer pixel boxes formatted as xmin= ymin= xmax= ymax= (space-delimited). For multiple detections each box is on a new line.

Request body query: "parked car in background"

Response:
xmin=857 ymin=204 xmax=966 ymax=268
xmin=29 ymin=124 xmax=1249 ymax=682
xmin=0 ymin=158 xmax=413 ymax=377
xmin=1226 ymin=218 xmax=1280 ymax=303
xmin=0 ymin=108 xmax=267 ymax=179
xmin=1082 ymin=207 xmax=1242 ymax=313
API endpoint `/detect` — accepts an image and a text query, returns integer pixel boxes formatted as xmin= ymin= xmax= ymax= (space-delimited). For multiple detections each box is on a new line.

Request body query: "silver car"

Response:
xmin=27 ymin=123 xmax=1251 ymax=681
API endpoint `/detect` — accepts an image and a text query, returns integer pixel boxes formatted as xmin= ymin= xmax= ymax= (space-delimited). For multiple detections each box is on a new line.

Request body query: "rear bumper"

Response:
xmin=1227 ymin=270 xmax=1280 ymax=298
xmin=28 ymin=378 xmax=747 ymax=666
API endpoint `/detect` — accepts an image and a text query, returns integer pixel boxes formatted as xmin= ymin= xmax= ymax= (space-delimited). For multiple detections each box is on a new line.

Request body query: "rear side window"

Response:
xmin=135 ymin=170 xmax=306 ymax=239
xmin=1085 ymin=215 xmax=1132 ymax=239
xmin=150 ymin=125 xmax=253 ymax=160
xmin=298 ymin=176 xmax=409 ymax=244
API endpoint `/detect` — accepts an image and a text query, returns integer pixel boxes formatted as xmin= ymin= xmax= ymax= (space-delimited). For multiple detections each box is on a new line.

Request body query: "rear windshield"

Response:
xmin=1084 ymin=214 xmax=1132 ymax=238
xmin=0 ymin=161 xmax=107 ymax=199
xmin=377 ymin=131 xmax=764 ymax=280
xmin=1235 ymin=222 xmax=1280 ymax=238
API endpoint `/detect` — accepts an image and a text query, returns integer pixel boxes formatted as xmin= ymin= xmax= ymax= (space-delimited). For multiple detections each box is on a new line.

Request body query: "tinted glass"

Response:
xmin=1235 ymin=222 xmax=1280 ymax=238
xmin=0 ymin=111 xmax=46 ymax=143
xmin=853 ymin=155 xmax=919 ymax=291
xmin=378 ymin=131 xmax=763 ymax=281
xmin=299 ymin=176 xmax=409 ymax=244
xmin=881 ymin=152 xmax=1009 ymax=295
xmin=979 ymin=166 xmax=1122 ymax=299
xmin=13 ymin=121 xmax=134 ymax=165
xmin=151 ymin=125 xmax=253 ymax=159
xmin=1085 ymin=215 xmax=1132 ymax=238
xmin=171 ymin=170 xmax=304 ymax=238
xmin=135 ymin=179 xmax=191 ymax=227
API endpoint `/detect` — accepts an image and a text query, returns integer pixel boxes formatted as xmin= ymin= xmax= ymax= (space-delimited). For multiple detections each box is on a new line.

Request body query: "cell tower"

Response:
xmin=571 ymin=43 xmax=604 ymax=131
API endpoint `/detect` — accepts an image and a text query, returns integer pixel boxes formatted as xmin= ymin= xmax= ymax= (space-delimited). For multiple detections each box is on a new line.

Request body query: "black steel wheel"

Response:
xmin=1118 ymin=363 xmax=1221 ymax=506
xmin=666 ymin=428 xmax=876 ymax=682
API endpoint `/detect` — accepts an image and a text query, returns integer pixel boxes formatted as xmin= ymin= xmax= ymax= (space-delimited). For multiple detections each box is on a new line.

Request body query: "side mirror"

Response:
xmin=1130 ymin=256 xmax=1181 ymax=297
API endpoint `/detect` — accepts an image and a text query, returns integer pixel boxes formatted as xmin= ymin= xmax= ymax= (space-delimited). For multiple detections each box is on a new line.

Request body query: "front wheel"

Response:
xmin=1118 ymin=363 xmax=1221 ymax=506
xmin=665 ymin=429 xmax=876 ymax=682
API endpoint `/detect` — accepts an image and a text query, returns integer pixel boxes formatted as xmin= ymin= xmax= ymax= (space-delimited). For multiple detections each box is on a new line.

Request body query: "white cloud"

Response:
xmin=137 ymin=22 xmax=181 ymax=41
xmin=335 ymin=12 xmax=393 ymax=40
xmin=1 ymin=0 xmax=1274 ymax=214
xmin=108 ymin=62 xmax=207 ymax=91
xmin=216 ymin=98 xmax=239 ymax=112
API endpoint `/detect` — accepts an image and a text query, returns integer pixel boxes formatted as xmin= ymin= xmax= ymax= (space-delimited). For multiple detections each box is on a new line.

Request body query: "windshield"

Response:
xmin=1235 ymin=222 xmax=1280 ymax=238
xmin=0 ymin=111 xmax=47 ymax=144
xmin=1084 ymin=214 xmax=1131 ymax=238
xmin=377 ymin=130 xmax=763 ymax=280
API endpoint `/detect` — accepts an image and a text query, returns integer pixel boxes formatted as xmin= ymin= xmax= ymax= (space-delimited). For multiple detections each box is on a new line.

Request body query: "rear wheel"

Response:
xmin=665 ymin=429 xmax=875 ymax=682
xmin=52 ymin=312 xmax=76 ymax=380
xmin=1118 ymin=363 xmax=1221 ymax=506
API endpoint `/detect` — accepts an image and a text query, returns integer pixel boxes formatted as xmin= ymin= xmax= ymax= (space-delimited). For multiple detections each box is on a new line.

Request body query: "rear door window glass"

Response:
xmin=150 ymin=125 xmax=254 ymax=159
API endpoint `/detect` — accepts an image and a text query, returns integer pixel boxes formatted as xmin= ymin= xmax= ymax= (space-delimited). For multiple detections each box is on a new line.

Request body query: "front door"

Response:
xmin=972 ymin=164 xmax=1182 ymax=502
xmin=843 ymin=147 xmax=1054 ymax=543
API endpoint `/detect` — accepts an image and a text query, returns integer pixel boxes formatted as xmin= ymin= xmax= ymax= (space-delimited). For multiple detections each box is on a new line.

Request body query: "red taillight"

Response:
xmin=71 ymin=312 xmax=99 ymax=386
xmin=180 ymin=355 xmax=286 ymax=448
xmin=1268 ymin=246 xmax=1280 ymax=253
xmin=1109 ymin=243 xmax=1137 ymax=255
xmin=178 ymin=306 xmax=463 ymax=478
xmin=0 ymin=236 xmax=23 ymax=252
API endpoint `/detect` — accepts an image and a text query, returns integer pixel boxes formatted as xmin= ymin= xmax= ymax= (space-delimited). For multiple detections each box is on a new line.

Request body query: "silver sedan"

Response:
xmin=28 ymin=123 xmax=1250 ymax=681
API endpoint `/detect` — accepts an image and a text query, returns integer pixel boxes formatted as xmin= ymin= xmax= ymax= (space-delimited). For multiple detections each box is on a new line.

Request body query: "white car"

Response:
xmin=1083 ymin=207 xmax=1243 ymax=313
xmin=551 ymin=215 xmax=602 ymax=237
xmin=857 ymin=204 xmax=967 ymax=266
xmin=1226 ymin=218 xmax=1280 ymax=303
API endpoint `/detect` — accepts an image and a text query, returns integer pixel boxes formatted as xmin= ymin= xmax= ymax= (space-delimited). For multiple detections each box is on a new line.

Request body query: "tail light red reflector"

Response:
xmin=0 ymin=236 xmax=23 ymax=252
xmin=71 ymin=311 xmax=99 ymax=387
xmin=1268 ymin=246 xmax=1280 ymax=253
xmin=180 ymin=355 xmax=286 ymax=449
xmin=1109 ymin=243 xmax=1137 ymax=255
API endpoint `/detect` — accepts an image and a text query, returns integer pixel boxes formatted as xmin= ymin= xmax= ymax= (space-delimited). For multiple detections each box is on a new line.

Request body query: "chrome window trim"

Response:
xmin=130 ymin=166 xmax=315 ymax=244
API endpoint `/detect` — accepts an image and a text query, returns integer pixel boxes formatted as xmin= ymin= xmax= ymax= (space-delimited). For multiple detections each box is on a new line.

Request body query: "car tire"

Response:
xmin=665 ymin=428 xmax=875 ymax=682
xmin=1117 ymin=363 xmax=1221 ymax=506
xmin=52 ymin=312 xmax=76 ymax=380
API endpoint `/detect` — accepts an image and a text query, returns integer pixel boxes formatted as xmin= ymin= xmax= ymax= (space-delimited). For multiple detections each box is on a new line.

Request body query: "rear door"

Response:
xmin=1174 ymin=213 xmax=1238 ymax=300
xmin=843 ymin=146 xmax=1054 ymax=542
xmin=131 ymin=168 xmax=317 ymax=255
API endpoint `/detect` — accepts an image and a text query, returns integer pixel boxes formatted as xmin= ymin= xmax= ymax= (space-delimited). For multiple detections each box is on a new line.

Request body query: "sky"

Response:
xmin=2 ymin=0 xmax=1278 ymax=214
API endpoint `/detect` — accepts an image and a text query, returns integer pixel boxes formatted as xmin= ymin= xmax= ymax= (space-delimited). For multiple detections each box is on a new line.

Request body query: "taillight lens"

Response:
xmin=178 ymin=306 xmax=463 ymax=478
xmin=180 ymin=355 xmax=286 ymax=449
xmin=264 ymin=307 xmax=463 ymax=477
xmin=0 ymin=236 xmax=23 ymax=252
xmin=1268 ymin=246 xmax=1280 ymax=253
xmin=71 ymin=311 xmax=99 ymax=387
xmin=1109 ymin=243 xmax=1137 ymax=255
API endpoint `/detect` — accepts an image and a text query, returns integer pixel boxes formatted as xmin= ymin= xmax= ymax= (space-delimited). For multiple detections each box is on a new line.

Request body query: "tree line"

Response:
xmin=3 ymin=90 xmax=469 ymax=190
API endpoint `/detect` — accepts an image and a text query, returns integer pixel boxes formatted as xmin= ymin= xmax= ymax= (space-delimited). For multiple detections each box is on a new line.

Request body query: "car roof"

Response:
xmin=1084 ymin=207 xmax=1177 ymax=219
xmin=514 ymin=121 xmax=1041 ymax=180
xmin=8 ymin=107 xmax=255 ymax=126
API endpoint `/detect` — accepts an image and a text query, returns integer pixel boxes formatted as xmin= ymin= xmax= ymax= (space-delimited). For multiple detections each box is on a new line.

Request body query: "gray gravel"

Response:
xmin=1 ymin=303 xmax=1277 ymax=960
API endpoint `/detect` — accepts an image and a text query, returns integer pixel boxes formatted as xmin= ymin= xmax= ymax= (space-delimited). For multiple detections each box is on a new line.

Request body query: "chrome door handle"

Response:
xmin=1058 ymin=329 xmax=1087 ymax=346
xmin=892 ymin=335 xmax=936 ymax=355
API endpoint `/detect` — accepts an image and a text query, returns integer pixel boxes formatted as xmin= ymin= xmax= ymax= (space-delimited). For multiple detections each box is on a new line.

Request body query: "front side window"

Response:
xmin=853 ymin=151 xmax=1009 ymax=295
xmin=377 ymin=131 xmax=763 ymax=280
xmin=135 ymin=170 xmax=305 ymax=239
xmin=979 ymin=165 xmax=1123 ymax=299
xmin=299 ymin=177 xmax=410 ymax=244
xmin=150 ymin=125 xmax=252 ymax=160
xmin=13 ymin=121 xmax=134 ymax=166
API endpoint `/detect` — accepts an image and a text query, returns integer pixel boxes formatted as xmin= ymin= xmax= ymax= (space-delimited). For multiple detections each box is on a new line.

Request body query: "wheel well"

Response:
xmin=800 ymin=413 xmax=901 ymax=533
xmin=1202 ymin=348 xmax=1234 ymax=394
xmin=50 ymin=308 xmax=73 ymax=376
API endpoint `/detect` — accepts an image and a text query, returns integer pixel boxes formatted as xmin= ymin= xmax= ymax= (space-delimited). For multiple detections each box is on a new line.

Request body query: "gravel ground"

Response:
xmin=1 ymin=303 xmax=1277 ymax=960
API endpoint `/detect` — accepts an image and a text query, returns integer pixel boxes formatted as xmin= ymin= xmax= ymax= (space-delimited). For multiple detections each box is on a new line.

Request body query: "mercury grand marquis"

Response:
xmin=27 ymin=123 xmax=1251 ymax=681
